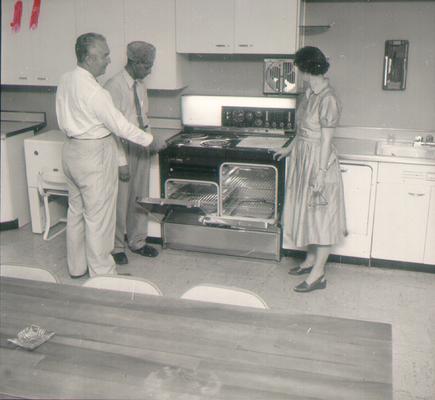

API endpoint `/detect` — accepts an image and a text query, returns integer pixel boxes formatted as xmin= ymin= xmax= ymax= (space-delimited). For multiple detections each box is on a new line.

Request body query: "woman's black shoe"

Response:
xmin=288 ymin=265 xmax=313 ymax=275
xmin=294 ymin=275 xmax=326 ymax=292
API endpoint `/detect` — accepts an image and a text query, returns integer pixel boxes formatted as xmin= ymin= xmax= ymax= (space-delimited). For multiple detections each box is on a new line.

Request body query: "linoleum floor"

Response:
xmin=1 ymin=226 xmax=434 ymax=400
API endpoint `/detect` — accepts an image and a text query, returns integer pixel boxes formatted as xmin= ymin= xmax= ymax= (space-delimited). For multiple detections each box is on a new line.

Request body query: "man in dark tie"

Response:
xmin=104 ymin=41 xmax=158 ymax=264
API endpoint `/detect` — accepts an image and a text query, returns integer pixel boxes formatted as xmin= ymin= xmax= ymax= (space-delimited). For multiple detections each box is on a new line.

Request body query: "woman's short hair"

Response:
xmin=75 ymin=33 xmax=106 ymax=63
xmin=294 ymin=46 xmax=330 ymax=75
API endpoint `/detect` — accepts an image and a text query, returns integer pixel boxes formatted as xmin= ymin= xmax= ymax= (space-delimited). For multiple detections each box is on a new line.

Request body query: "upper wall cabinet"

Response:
xmin=75 ymin=0 xmax=126 ymax=85
xmin=125 ymin=0 xmax=186 ymax=90
xmin=2 ymin=0 xmax=185 ymax=89
xmin=176 ymin=0 xmax=302 ymax=54
xmin=1 ymin=0 xmax=76 ymax=86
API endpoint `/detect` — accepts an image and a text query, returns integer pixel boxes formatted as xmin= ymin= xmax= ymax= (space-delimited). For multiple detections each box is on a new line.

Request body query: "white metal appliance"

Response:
xmin=24 ymin=130 xmax=68 ymax=234
xmin=141 ymin=95 xmax=297 ymax=261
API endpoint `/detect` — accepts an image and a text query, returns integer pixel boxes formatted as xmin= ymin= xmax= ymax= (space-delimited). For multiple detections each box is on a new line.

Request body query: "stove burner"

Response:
xmin=180 ymin=133 xmax=208 ymax=140
xmin=200 ymin=139 xmax=232 ymax=148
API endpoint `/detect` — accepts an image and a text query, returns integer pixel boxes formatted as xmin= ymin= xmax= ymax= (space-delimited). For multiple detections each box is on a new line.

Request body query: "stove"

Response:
xmin=140 ymin=95 xmax=296 ymax=261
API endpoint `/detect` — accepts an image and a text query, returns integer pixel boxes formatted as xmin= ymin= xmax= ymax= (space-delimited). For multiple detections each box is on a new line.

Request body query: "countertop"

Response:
xmin=0 ymin=277 xmax=392 ymax=400
xmin=1 ymin=111 xmax=46 ymax=139
xmin=334 ymin=137 xmax=435 ymax=166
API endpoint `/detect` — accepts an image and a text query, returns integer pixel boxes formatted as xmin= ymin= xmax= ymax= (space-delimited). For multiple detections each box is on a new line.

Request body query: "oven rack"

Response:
xmin=222 ymin=186 xmax=276 ymax=204
xmin=168 ymin=191 xmax=218 ymax=214
xmin=223 ymin=199 xmax=275 ymax=219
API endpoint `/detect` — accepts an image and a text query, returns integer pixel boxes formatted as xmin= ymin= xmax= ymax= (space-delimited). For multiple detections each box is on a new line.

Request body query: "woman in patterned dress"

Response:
xmin=274 ymin=46 xmax=347 ymax=293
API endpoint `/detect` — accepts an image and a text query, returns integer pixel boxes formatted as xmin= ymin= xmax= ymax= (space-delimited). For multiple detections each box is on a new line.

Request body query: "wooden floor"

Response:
xmin=1 ymin=278 xmax=392 ymax=399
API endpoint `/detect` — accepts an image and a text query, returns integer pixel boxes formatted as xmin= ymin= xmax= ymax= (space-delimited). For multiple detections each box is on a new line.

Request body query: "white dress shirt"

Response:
xmin=56 ymin=67 xmax=153 ymax=155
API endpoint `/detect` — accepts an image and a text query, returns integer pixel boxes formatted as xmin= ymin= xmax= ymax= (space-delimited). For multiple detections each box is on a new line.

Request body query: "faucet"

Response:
xmin=414 ymin=134 xmax=435 ymax=146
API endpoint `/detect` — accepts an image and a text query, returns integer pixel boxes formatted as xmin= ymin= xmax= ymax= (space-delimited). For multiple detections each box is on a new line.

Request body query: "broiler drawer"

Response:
xmin=163 ymin=210 xmax=281 ymax=261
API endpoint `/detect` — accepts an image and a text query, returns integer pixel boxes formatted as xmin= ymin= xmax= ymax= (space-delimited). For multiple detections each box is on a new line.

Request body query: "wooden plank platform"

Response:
xmin=0 ymin=278 xmax=392 ymax=399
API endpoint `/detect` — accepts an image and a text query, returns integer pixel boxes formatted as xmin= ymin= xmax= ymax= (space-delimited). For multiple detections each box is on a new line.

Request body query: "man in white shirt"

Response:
xmin=105 ymin=41 xmax=158 ymax=265
xmin=56 ymin=33 xmax=153 ymax=277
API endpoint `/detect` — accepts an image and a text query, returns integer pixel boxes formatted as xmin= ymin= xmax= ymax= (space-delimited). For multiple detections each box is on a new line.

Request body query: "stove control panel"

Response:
xmin=221 ymin=106 xmax=295 ymax=131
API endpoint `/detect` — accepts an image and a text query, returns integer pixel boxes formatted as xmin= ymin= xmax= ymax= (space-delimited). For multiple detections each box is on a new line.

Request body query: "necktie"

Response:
xmin=133 ymin=80 xmax=145 ymax=129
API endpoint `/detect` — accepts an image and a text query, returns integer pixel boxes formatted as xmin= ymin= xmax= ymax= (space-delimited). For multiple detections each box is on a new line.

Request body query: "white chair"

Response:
xmin=37 ymin=170 xmax=68 ymax=241
xmin=83 ymin=275 xmax=163 ymax=296
xmin=181 ymin=284 xmax=269 ymax=309
xmin=0 ymin=264 xmax=58 ymax=283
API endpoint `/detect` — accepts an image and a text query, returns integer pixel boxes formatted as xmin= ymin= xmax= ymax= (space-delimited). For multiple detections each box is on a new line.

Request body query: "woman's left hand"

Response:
xmin=312 ymin=170 xmax=326 ymax=193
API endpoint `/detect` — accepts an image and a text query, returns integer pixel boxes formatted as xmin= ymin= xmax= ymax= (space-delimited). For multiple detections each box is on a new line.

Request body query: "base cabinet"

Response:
xmin=283 ymin=161 xmax=376 ymax=258
xmin=371 ymin=163 xmax=435 ymax=265
xmin=423 ymin=187 xmax=435 ymax=264
xmin=371 ymin=182 xmax=429 ymax=263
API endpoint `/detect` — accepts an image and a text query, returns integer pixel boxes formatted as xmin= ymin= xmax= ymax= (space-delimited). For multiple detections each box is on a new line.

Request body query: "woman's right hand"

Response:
xmin=273 ymin=146 xmax=291 ymax=161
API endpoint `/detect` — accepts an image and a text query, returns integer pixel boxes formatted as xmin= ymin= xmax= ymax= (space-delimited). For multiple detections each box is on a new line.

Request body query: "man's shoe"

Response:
xmin=112 ymin=252 xmax=129 ymax=265
xmin=131 ymin=244 xmax=159 ymax=258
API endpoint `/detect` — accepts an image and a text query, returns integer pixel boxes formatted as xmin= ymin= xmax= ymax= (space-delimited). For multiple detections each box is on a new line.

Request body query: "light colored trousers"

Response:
xmin=62 ymin=135 xmax=118 ymax=277
xmin=113 ymin=140 xmax=150 ymax=253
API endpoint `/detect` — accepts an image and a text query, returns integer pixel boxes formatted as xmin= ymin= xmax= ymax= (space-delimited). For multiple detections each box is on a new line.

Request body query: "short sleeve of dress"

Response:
xmin=319 ymin=92 xmax=341 ymax=128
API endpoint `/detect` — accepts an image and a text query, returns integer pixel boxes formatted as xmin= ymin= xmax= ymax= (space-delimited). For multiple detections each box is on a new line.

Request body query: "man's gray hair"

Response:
xmin=75 ymin=32 xmax=106 ymax=63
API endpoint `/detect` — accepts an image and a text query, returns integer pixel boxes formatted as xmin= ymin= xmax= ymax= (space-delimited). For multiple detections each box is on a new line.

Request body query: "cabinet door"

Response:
xmin=176 ymin=0 xmax=234 ymax=53
xmin=234 ymin=0 xmax=299 ymax=54
xmin=1 ymin=0 xmax=76 ymax=85
xmin=126 ymin=0 xmax=185 ymax=89
xmin=32 ymin=0 xmax=76 ymax=85
xmin=75 ymin=0 xmax=125 ymax=85
xmin=423 ymin=187 xmax=435 ymax=265
xmin=1 ymin=0 xmax=36 ymax=84
xmin=332 ymin=163 xmax=374 ymax=258
xmin=372 ymin=183 xmax=429 ymax=263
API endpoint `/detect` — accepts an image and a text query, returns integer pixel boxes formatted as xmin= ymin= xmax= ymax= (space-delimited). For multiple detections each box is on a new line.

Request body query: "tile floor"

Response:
xmin=1 ymin=226 xmax=434 ymax=400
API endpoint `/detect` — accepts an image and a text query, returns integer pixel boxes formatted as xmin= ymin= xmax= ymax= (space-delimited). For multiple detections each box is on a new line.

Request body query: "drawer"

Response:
xmin=377 ymin=162 xmax=435 ymax=184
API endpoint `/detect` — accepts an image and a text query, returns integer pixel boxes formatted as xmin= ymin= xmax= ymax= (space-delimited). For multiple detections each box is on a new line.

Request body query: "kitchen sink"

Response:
xmin=376 ymin=141 xmax=435 ymax=160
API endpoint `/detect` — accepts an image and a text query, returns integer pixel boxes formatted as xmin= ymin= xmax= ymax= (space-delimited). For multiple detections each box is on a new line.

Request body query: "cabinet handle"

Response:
xmin=37 ymin=77 xmax=47 ymax=81
xmin=237 ymin=44 xmax=252 ymax=47
xmin=18 ymin=76 xmax=28 ymax=80
xmin=215 ymin=44 xmax=227 ymax=47
xmin=340 ymin=168 xmax=348 ymax=173
xmin=408 ymin=192 xmax=425 ymax=197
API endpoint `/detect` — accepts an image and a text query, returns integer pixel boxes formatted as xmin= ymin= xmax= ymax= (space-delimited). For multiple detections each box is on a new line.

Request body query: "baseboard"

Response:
xmin=371 ymin=258 xmax=435 ymax=274
xmin=0 ymin=219 xmax=19 ymax=231
xmin=146 ymin=236 xmax=163 ymax=246
xmin=281 ymin=249 xmax=370 ymax=266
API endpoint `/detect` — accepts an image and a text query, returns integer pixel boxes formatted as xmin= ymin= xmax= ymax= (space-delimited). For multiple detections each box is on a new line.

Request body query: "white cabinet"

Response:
xmin=75 ymin=0 xmax=126 ymax=85
xmin=1 ymin=0 xmax=76 ymax=85
xmin=424 ymin=187 xmax=435 ymax=264
xmin=124 ymin=0 xmax=186 ymax=90
xmin=371 ymin=163 xmax=435 ymax=264
xmin=176 ymin=0 xmax=301 ymax=54
xmin=2 ymin=0 xmax=185 ymax=89
xmin=332 ymin=162 xmax=377 ymax=258
xmin=176 ymin=0 xmax=234 ymax=53
xmin=234 ymin=0 xmax=300 ymax=54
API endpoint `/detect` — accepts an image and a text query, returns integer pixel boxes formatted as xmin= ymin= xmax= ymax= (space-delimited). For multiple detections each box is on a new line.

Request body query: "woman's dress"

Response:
xmin=282 ymin=83 xmax=347 ymax=247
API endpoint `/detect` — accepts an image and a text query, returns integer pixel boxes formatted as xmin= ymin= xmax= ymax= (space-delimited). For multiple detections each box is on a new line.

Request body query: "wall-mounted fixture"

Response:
xmin=383 ymin=40 xmax=409 ymax=90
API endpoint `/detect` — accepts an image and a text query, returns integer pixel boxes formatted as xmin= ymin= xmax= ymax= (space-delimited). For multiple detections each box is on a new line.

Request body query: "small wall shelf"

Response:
xmin=300 ymin=23 xmax=334 ymax=35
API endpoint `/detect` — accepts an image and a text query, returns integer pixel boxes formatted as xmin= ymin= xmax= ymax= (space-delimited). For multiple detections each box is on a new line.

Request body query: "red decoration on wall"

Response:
xmin=10 ymin=0 xmax=23 ymax=32
xmin=29 ymin=0 xmax=41 ymax=30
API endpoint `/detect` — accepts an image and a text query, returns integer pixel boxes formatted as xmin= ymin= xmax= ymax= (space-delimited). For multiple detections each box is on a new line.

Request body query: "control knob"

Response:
xmin=245 ymin=112 xmax=254 ymax=121
xmin=255 ymin=119 xmax=263 ymax=127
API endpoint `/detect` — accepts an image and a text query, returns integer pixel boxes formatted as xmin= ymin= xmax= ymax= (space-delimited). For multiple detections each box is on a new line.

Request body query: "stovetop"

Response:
xmin=167 ymin=131 xmax=293 ymax=150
